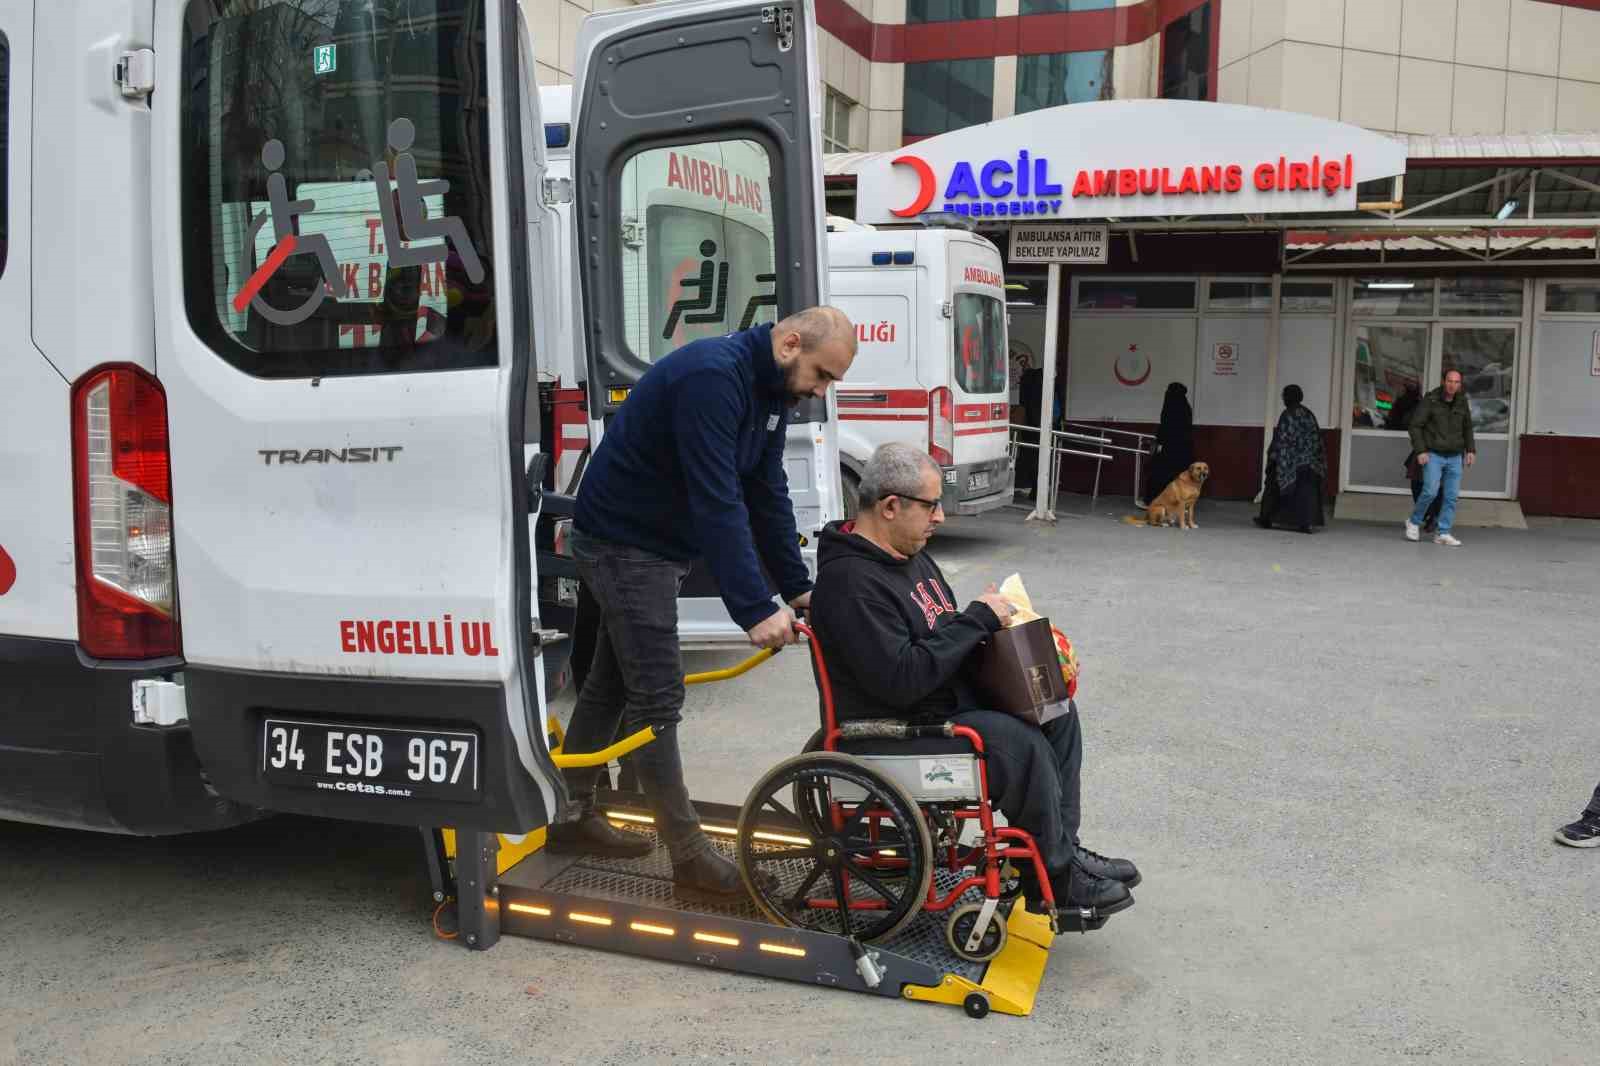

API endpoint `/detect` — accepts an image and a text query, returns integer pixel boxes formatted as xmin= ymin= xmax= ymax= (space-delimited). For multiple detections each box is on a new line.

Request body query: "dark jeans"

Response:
xmin=1586 ymin=781 xmax=1600 ymax=818
xmin=561 ymin=529 xmax=710 ymax=863
xmin=951 ymin=705 xmax=1083 ymax=873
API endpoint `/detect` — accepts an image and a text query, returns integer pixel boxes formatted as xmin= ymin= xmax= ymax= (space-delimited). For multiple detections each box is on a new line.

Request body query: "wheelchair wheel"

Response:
xmin=945 ymin=902 xmax=1008 ymax=963
xmin=736 ymin=752 xmax=933 ymax=943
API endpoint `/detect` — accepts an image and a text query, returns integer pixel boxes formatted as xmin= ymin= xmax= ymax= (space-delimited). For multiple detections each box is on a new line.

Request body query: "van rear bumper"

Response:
xmin=0 ymin=635 xmax=258 ymax=835
xmin=940 ymin=459 xmax=1015 ymax=516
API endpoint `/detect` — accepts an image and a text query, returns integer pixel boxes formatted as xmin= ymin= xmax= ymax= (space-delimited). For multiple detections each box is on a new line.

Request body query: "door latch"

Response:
xmin=114 ymin=49 xmax=155 ymax=98
xmin=541 ymin=177 xmax=573 ymax=206
xmin=761 ymin=6 xmax=796 ymax=51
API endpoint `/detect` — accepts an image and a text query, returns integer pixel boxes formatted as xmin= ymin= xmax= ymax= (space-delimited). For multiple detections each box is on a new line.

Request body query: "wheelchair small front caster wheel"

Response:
xmin=963 ymin=991 xmax=990 ymax=1019
xmin=945 ymin=902 xmax=1008 ymax=962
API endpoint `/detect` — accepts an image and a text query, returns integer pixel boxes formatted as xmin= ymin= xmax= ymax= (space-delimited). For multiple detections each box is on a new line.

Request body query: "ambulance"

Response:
xmin=0 ymin=0 xmax=829 ymax=833
xmin=826 ymin=226 xmax=1015 ymax=516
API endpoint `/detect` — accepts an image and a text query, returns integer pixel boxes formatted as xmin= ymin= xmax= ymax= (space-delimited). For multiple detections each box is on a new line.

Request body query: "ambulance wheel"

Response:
xmin=841 ymin=468 xmax=861 ymax=520
xmin=946 ymin=902 xmax=1008 ymax=963
xmin=963 ymin=992 xmax=991 ymax=1020
xmin=737 ymin=752 xmax=932 ymax=943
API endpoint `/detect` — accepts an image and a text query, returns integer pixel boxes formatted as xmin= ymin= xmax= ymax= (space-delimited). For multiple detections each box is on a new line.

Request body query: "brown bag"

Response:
xmin=972 ymin=616 xmax=1071 ymax=726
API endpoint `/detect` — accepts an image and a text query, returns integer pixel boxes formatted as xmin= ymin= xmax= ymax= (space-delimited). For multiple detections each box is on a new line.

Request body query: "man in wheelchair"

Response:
xmin=809 ymin=442 xmax=1139 ymax=919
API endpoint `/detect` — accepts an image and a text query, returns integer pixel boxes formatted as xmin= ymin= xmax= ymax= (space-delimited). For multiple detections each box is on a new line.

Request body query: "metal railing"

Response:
xmin=1009 ymin=422 xmax=1158 ymax=517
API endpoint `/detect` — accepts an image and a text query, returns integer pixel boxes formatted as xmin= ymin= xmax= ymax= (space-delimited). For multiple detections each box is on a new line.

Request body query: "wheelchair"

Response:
xmin=733 ymin=622 xmax=1093 ymax=964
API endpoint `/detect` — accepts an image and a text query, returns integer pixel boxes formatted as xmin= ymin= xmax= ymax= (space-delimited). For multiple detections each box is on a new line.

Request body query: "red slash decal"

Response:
xmin=231 ymin=233 xmax=300 ymax=313
xmin=0 ymin=545 xmax=15 ymax=596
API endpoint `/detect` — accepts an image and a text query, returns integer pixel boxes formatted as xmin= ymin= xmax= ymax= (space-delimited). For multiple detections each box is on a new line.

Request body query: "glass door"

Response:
xmin=1439 ymin=323 xmax=1517 ymax=497
xmin=1346 ymin=322 xmax=1430 ymax=492
xmin=1344 ymin=320 xmax=1518 ymax=496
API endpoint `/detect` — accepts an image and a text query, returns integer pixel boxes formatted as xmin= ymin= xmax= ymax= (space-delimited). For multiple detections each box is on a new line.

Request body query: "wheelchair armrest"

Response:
xmin=837 ymin=719 xmax=956 ymax=742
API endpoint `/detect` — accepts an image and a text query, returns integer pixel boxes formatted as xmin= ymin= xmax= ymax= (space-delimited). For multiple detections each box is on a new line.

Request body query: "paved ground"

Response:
xmin=4 ymin=500 xmax=1599 ymax=1065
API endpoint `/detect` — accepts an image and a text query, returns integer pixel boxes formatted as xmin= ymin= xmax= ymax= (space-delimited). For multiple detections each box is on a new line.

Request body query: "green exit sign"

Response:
xmin=313 ymin=44 xmax=336 ymax=75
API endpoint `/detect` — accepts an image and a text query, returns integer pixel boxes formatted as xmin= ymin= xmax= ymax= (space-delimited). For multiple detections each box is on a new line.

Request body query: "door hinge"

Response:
xmin=541 ymin=176 xmax=573 ymax=206
xmin=761 ymin=6 xmax=796 ymax=51
xmin=114 ymin=49 xmax=155 ymax=98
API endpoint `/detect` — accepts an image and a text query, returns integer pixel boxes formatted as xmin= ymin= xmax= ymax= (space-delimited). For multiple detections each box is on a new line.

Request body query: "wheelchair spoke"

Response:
xmin=787 ymin=861 xmax=826 ymax=911
xmin=836 ymin=792 xmax=882 ymax=839
xmin=830 ymin=865 xmax=855 ymax=938
xmin=761 ymin=794 xmax=801 ymax=826
xmin=842 ymin=858 xmax=903 ymax=905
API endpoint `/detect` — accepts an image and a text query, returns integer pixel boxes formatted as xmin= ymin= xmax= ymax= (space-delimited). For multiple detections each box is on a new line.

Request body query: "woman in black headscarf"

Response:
xmin=1144 ymin=382 xmax=1194 ymax=504
xmin=1255 ymin=384 xmax=1327 ymax=533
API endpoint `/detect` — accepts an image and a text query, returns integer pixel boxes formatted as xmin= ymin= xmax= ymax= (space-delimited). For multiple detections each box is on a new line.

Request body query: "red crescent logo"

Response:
xmin=890 ymin=155 xmax=936 ymax=218
xmin=0 ymin=545 xmax=14 ymax=596
xmin=1114 ymin=352 xmax=1151 ymax=387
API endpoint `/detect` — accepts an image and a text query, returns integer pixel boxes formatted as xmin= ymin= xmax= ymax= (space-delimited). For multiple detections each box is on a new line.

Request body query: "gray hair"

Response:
xmin=858 ymin=443 xmax=939 ymax=510
xmin=776 ymin=305 xmax=857 ymax=353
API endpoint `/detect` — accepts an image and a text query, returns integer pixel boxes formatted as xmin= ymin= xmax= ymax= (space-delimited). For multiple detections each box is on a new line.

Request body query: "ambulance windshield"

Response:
xmin=180 ymin=0 xmax=501 ymax=379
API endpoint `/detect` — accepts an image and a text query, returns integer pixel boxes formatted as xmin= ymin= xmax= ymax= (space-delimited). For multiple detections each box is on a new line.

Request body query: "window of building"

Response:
xmin=1075 ymin=280 xmax=1196 ymax=311
xmin=823 ymin=90 xmax=853 ymax=153
xmin=907 ymin=0 xmax=996 ymax=23
xmin=1015 ymin=50 xmax=1112 ymax=114
xmin=1438 ymin=276 xmax=1524 ymax=318
xmin=904 ymin=59 xmax=994 ymax=139
xmin=1018 ymin=0 xmax=1114 ymax=13
xmin=1206 ymin=280 xmax=1335 ymax=313
xmin=1545 ymin=281 xmax=1600 ymax=313
xmin=1160 ymin=1 xmax=1211 ymax=101
xmin=1351 ymin=278 xmax=1434 ymax=317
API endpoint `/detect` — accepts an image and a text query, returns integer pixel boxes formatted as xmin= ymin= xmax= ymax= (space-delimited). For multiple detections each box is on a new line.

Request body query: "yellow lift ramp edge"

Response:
xmin=428 ymin=648 xmax=1058 ymax=1019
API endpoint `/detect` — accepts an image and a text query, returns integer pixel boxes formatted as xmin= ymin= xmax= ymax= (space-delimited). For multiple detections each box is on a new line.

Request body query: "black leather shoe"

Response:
xmin=672 ymin=848 xmax=774 ymax=903
xmin=1073 ymin=844 xmax=1141 ymax=888
xmin=547 ymin=810 xmax=654 ymax=858
xmin=1052 ymin=863 xmax=1134 ymax=916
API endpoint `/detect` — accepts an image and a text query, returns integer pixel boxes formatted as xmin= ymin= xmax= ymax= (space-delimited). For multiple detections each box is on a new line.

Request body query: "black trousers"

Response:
xmin=561 ymin=529 xmax=709 ymax=863
xmin=951 ymin=705 xmax=1083 ymax=873
xmin=1586 ymin=781 xmax=1600 ymax=818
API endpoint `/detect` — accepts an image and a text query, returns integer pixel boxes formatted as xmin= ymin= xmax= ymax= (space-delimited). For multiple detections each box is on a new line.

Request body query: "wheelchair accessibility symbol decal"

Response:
xmin=231 ymin=120 xmax=484 ymax=327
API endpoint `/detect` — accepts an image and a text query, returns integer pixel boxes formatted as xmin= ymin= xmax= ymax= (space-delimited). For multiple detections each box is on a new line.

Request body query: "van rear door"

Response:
xmin=945 ymin=238 xmax=1014 ymax=511
xmin=570 ymin=0 xmax=833 ymax=643
xmin=152 ymin=0 xmax=561 ymax=830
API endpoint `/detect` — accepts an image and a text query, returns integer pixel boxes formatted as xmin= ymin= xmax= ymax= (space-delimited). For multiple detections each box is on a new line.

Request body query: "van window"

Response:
xmin=619 ymin=140 xmax=778 ymax=363
xmin=180 ymin=0 xmax=499 ymax=379
xmin=953 ymin=293 xmax=1006 ymax=394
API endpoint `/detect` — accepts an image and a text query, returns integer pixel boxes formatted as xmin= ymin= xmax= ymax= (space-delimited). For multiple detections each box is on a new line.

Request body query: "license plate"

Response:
xmin=261 ymin=718 xmax=480 ymax=803
xmin=967 ymin=471 xmax=991 ymax=492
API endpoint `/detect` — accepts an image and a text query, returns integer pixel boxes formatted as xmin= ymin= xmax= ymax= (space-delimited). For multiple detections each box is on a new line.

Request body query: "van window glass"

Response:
xmin=953 ymin=293 xmax=1006 ymax=394
xmin=180 ymin=0 xmax=499 ymax=378
xmin=619 ymin=140 xmax=778 ymax=363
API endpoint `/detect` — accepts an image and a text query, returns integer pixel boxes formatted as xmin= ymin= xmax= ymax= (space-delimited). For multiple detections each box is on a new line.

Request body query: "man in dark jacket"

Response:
xmin=809 ymin=442 xmax=1138 ymax=920
xmin=554 ymin=308 xmax=856 ymax=903
xmin=1406 ymin=368 xmax=1476 ymax=547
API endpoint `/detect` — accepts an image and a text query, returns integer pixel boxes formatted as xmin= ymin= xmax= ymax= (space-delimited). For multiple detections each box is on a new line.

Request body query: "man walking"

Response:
xmin=1405 ymin=368 xmax=1475 ymax=547
xmin=551 ymin=308 xmax=856 ymax=903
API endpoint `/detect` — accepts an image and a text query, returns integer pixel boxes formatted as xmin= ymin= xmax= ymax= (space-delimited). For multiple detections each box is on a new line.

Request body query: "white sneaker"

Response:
xmin=1434 ymin=533 xmax=1462 ymax=547
xmin=1404 ymin=521 xmax=1420 ymax=542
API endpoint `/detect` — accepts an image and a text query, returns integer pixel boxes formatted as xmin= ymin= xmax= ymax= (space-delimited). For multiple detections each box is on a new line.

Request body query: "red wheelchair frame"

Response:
xmin=795 ymin=621 xmax=1059 ymax=932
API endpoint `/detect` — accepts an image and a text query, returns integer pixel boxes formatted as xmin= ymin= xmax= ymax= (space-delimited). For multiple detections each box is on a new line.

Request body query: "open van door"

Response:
xmin=571 ymin=0 xmax=835 ymax=642
xmin=151 ymin=0 xmax=561 ymax=831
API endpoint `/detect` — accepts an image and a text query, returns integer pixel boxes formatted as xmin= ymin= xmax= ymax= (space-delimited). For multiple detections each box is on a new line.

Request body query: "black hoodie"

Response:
xmin=809 ymin=520 xmax=1003 ymax=724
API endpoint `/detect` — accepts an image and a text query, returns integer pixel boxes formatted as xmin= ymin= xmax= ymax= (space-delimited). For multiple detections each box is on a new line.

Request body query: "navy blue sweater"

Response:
xmin=575 ymin=324 xmax=812 ymax=630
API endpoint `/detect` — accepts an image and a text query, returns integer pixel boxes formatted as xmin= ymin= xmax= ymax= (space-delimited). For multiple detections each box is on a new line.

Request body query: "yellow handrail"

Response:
xmin=684 ymin=647 xmax=776 ymax=685
xmin=548 ymin=724 xmax=658 ymax=768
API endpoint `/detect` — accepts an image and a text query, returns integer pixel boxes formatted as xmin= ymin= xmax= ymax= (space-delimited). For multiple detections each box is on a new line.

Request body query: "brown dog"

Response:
xmin=1133 ymin=462 xmax=1210 ymax=529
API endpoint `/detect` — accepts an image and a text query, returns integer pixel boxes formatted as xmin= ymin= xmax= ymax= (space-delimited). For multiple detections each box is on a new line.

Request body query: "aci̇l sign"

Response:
xmin=856 ymin=100 xmax=1408 ymax=225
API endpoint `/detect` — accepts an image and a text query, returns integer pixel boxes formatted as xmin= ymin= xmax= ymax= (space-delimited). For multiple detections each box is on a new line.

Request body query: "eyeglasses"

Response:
xmin=893 ymin=493 xmax=944 ymax=514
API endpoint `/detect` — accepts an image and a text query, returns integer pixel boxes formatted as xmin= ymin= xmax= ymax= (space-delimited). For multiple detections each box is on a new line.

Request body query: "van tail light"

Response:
xmin=70 ymin=365 xmax=181 ymax=659
xmin=928 ymin=386 xmax=954 ymax=466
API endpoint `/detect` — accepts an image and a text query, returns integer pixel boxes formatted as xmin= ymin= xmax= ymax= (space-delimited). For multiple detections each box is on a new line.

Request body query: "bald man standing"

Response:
xmin=552 ymin=309 xmax=857 ymax=902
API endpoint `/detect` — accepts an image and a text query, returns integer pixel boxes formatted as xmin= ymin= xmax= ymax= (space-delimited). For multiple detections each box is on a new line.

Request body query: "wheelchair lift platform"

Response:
xmin=430 ymin=793 xmax=1058 ymax=1019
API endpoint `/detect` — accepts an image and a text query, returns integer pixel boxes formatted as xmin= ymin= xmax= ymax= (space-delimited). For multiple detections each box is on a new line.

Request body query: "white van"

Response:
xmin=827 ymin=227 xmax=1015 ymax=516
xmin=0 ymin=0 xmax=829 ymax=833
